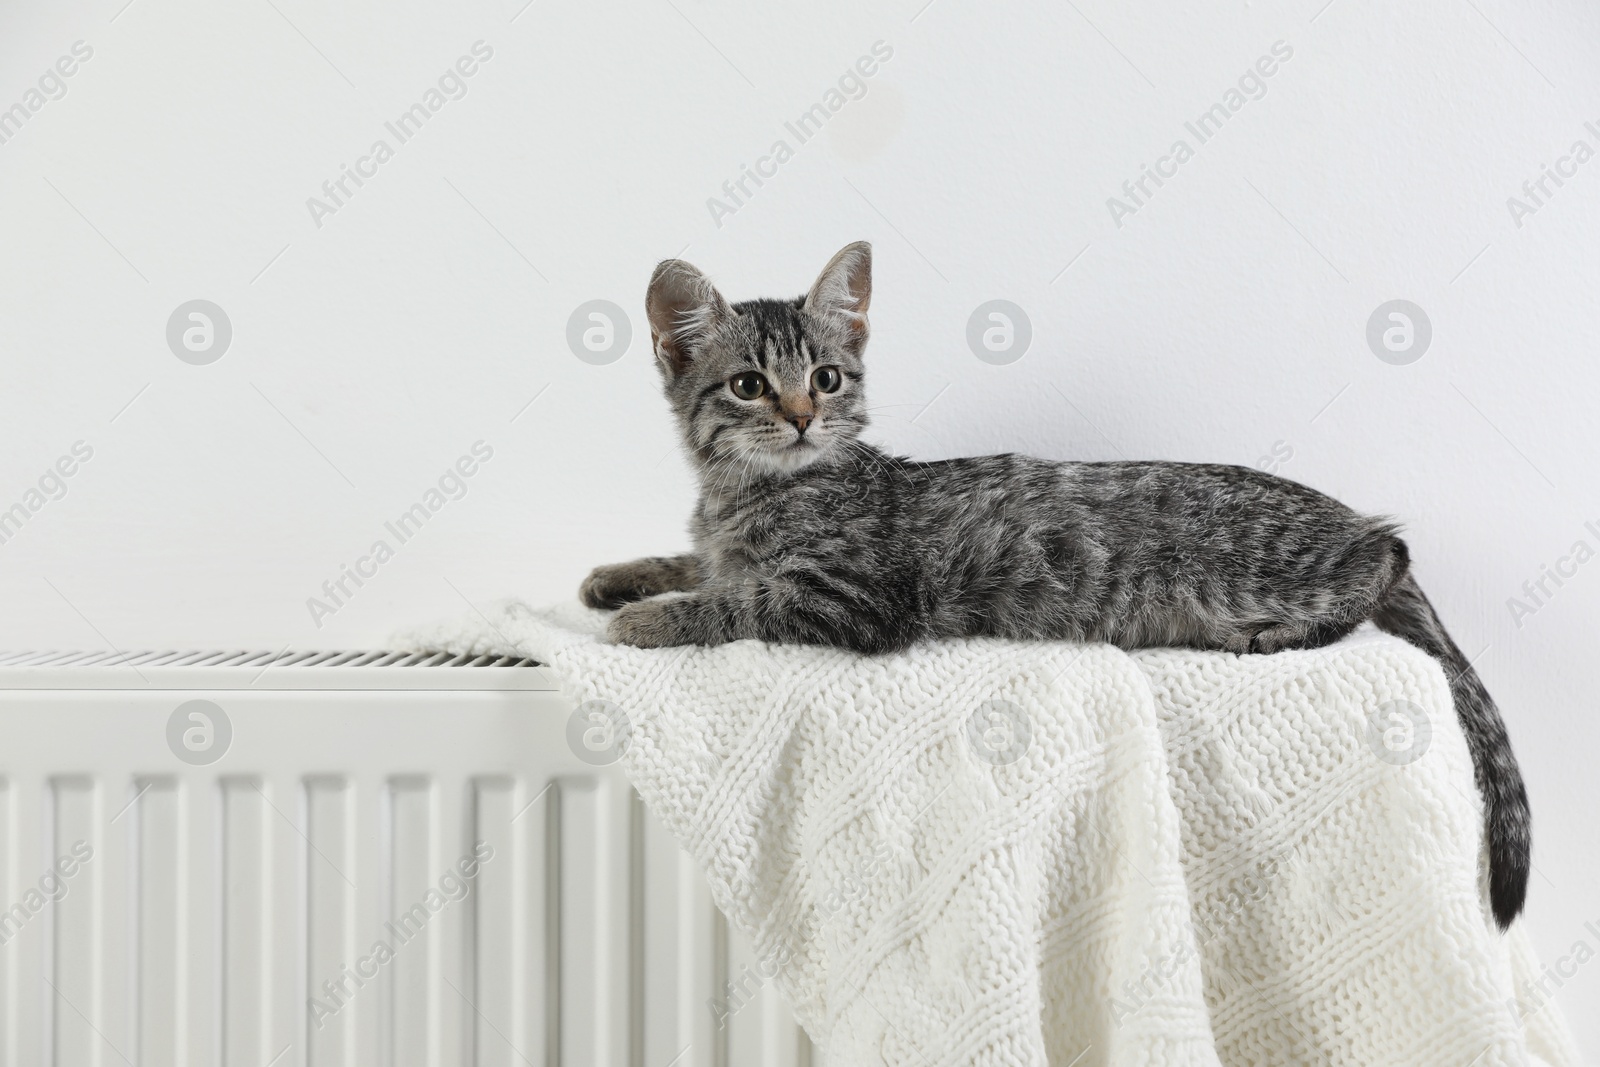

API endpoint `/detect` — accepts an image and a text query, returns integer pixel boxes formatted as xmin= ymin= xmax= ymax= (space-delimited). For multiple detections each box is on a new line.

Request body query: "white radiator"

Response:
xmin=0 ymin=650 xmax=813 ymax=1067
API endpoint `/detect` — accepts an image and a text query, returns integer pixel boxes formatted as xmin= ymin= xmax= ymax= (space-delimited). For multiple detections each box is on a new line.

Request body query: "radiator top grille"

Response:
xmin=0 ymin=649 xmax=551 ymax=691
xmin=0 ymin=649 xmax=538 ymax=669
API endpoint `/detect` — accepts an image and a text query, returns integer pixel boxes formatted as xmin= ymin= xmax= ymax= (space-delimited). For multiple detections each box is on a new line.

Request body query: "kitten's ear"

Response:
xmin=646 ymin=259 xmax=731 ymax=376
xmin=805 ymin=241 xmax=872 ymax=356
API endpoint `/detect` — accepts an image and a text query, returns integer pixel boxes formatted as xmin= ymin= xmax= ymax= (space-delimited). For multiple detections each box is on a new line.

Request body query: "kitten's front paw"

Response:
xmin=581 ymin=563 xmax=653 ymax=610
xmin=607 ymin=598 xmax=689 ymax=648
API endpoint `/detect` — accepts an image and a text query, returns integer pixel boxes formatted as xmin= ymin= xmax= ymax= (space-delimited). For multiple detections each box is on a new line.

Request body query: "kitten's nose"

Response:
xmin=787 ymin=413 xmax=813 ymax=434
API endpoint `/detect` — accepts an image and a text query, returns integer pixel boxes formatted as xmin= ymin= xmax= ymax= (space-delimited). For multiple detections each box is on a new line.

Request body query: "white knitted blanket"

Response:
xmin=405 ymin=601 xmax=1581 ymax=1067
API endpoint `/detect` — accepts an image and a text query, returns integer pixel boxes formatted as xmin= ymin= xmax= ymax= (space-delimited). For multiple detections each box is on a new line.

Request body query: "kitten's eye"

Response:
xmin=729 ymin=372 xmax=768 ymax=400
xmin=811 ymin=366 xmax=842 ymax=393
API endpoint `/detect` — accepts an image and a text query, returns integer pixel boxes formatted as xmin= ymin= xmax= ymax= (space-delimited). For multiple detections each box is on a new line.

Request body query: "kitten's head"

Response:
xmin=645 ymin=241 xmax=872 ymax=476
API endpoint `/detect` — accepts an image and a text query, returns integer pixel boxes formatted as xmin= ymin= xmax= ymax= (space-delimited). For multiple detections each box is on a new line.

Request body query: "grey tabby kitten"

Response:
xmin=581 ymin=241 xmax=1530 ymax=929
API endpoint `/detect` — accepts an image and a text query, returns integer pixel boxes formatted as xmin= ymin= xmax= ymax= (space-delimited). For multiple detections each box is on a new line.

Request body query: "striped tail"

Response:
xmin=1372 ymin=573 xmax=1530 ymax=929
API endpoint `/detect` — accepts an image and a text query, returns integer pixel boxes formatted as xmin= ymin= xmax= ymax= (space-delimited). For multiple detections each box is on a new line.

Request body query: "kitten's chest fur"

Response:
xmin=691 ymin=452 xmax=910 ymax=573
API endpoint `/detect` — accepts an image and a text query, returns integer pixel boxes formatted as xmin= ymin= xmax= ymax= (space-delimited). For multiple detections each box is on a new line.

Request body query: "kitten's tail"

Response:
xmin=1372 ymin=573 xmax=1530 ymax=929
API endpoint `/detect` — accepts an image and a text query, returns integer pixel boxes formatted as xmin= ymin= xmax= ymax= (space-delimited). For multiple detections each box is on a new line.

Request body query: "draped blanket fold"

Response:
xmin=402 ymin=601 xmax=1580 ymax=1067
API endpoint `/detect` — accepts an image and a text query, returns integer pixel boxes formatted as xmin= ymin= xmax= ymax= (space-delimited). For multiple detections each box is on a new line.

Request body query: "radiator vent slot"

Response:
xmin=0 ymin=649 xmax=540 ymax=669
xmin=0 ymin=649 xmax=550 ymax=691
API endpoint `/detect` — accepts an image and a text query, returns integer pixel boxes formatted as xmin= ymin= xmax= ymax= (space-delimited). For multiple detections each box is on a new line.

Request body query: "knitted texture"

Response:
xmin=403 ymin=602 xmax=1580 ymax=1067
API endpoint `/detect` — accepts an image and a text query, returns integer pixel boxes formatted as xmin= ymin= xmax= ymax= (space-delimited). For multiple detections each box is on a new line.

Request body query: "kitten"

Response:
xmin=581 ymin=241 xmax=1530 ymax=930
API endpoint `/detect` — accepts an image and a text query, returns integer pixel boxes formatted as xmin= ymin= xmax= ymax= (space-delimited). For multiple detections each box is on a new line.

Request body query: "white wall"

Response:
xmin=2 ymin=0 xmax=1596 ymax=1048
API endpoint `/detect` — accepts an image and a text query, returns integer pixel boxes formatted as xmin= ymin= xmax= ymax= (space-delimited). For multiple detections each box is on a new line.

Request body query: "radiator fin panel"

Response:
xmin=306 ymin=777 xmax=355 ymax=1067
xmin=388 ymin=776 xmax=438 ymax=1067
xmin=135 ymin=777 xmax=184 ymax=1066
xmin=49 ymin=777 xmax=100 ymax=1067
xmin=221 ymin=778 xmax=273 ymax=1066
